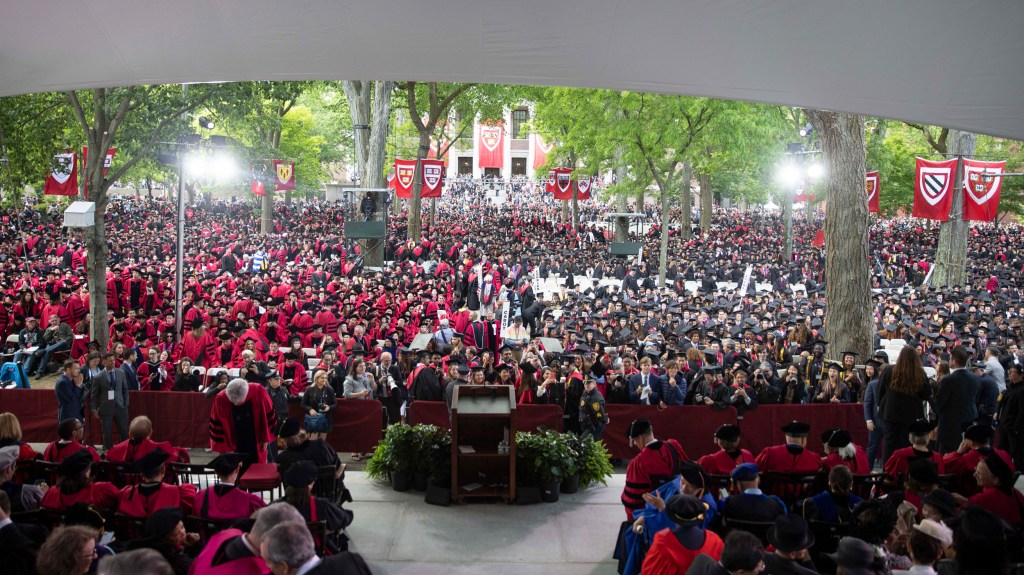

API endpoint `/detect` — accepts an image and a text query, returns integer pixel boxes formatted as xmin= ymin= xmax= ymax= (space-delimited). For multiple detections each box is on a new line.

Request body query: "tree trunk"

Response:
xmin=572 ymin=192 xmax=580 ymax=230
xmin=561 ymin=200 xmax=569 ymax=224
xmin=407 ymin=133 xmax=431 ymax=243
xmin=782 ymin=189 xmax=793 ymax=262
xmin=679 ymin=161 xmax=692 ymax=240
xmin=699 ymin=172 xmax=712 ymax=233
xmin=360 ymin=81 xmax=393 ymax=268
xmin=341 ymin=81 xmax=371 ymax=182
xmin=82 ymin=88 xmax=111 ymax=352
xmin=635 ymin=190 xmax=645 ymax=213
xmin=613 ymin=147 xmax=629 ymax=242
xmin=931 ymin=130 xmax=976 ymax=288
xmin=658 ymin=182 xmax=670 ymax=287
xmin=260 ymin=189 xmax=273 ymax=234
xmin=807 ymin=110 xmax=872 ymax=360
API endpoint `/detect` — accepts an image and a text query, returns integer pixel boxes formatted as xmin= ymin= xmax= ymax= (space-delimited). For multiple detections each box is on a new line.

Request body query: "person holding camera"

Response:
xmin=302 ymin=370 xmax=336 ymax=442
xmin=172 ymin=358 xmax=202 ymax=392
xmin=238 ymin=350 xmax=273 ymax=385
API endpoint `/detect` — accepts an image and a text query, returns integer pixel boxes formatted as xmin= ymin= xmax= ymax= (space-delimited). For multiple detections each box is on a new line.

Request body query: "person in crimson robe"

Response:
xmin=820 ymin=427 xmax=871 ymax=474
xmin=621 ymin=419 xmax=687 ymax=519
xmin=281 ymin=352 xmax=309 ymax=395
xmin=194 ymin=452 xmax=266 ymax=520
xmin=696 ymin=424 xmax=755 ymax=476
xmin=941 ymin=422 xmax=1014 ymax=497
xmin=955 ymin=447 xmax=1024 ymax=526
xmin=639 ymin=494 xmax=724 ymax=575
xmin=40 ymin=450 xmax=120 ymax=512
xmin=124 ymin=270 xmax=148 ymax=313
xmin=755 ymin=420 xmax=822 ymax=475
xmin=136 ymin=347 xmax=171 ymax=391
xmin=177 ymin=323 xmax=217 ymax=369
xmin=117 ymin=448 xmax=196 ymax=517
xmin=188 ymin=503 xmax=304 ymax=575
xmin=105 ymin=416 xmax=187 ymax=464
xmin=41 ymin=418 xmax=99 ymax=463
xmin=883 ymin=418 xmax=945 ymax=483
xmin=209 ymin=379 xmax=277 ymax=464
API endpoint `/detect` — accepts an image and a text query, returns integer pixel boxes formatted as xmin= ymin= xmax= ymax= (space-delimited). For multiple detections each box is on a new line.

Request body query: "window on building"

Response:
xmin=512 ymin=109 xmax=529 ymax=140
xmin=511 ymin=158 xmax=527 ymax=176
xmin=458 ymin=157 xmax=473 ymax=175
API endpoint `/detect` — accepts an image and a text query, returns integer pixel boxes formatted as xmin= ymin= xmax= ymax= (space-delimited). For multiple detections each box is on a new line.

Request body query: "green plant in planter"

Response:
xmin=516 ymin=428 xmax=577 ymax=485
xmin=365 ymin=424 xmax=419 ymax=480
xmin=424 ymin=425 xmax=452 ymax=483
xmin=575 ymin=433 xmax=614 ymax=487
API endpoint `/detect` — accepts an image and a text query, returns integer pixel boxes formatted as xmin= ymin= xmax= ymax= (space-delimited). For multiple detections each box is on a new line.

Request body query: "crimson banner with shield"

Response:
xmin=421 ymin=159 xmax=444 ymax=198
xmin=962 ymin=159 xmax=1005 ymax=222
xmin=866 ymin=171 xmax=880 ymax=213
xmin=44 ymin=150 xmax=78 ymax=196
xmin=272 ymin=160 xmax=295 ymax=191
xmin=552 ymin=167 xmax=574 ymax=200
xmin=478 ymin=122 xmax=504 ymax=168
xmin=912 ymin=158 xmax=956 ymax=221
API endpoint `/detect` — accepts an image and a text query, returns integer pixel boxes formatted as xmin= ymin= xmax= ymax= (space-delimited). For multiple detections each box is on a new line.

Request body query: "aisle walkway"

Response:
xmin=344 ymin=472 xmax=624 ymax=575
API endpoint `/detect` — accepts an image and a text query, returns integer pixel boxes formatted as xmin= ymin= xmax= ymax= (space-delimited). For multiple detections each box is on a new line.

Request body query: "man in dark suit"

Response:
xmin=260 ymin=521 xmax=371 ymax=575
xmin=54 ymin=359 xmax=84 ymax=424
xmin=0 ymin=491 xmax=42 ymax=575
xmin=120 ymin=348 xmax=140 ymax=391
xmin=936 ymin=346 xmax=980 ymax=453
xmin=628 ymin=356 xmax=661 ymax=405
xmin=90 ymin=351 xmax=130 ymax=450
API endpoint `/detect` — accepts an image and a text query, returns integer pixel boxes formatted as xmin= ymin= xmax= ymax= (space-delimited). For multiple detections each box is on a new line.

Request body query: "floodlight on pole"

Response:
xmin=807 ymin=162 xmax=825 ymax=180
xmin=198 ymin=116 xmax=215 ymax=130
xmin=212 ymin=154 xmax=237 ymax=182
xmin=799 ymin=122 xmax=814 ymax=138
xmin=777 ymin=162 xmax=802 ymax=187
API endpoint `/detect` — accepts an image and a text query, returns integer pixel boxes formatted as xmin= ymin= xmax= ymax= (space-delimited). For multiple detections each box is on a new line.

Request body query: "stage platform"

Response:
xmin=344 ymin=471 xmax=624 ymax=575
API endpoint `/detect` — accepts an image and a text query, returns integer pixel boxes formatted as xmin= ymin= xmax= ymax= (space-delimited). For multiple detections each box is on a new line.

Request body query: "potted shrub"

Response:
xmin=517 ymin=429 xmax=576 ymax=502
xmin=575 ymin=433 xmax=614 ymax=488
xmin=365 ymin=424 xmax=418 ymax=491
xmin=423 ymin=425 xmax=452 ymax=506
xmin=560 ymin=433 xmax=586 ymax=494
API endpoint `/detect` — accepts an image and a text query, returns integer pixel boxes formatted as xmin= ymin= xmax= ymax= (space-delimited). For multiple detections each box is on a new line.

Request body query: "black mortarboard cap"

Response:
xmin=59 ymin=449 xmax=94 ymax=477
xmin=132 ymin=447 xmax=172 ymax=475
xmin=908 ymin=418 xmax=937 ymax=434
xmin=283 ymin=460 xmax=319 ymax=487
xmin=781 ymin=420 xmax=811 ymax=437
xmin=627 ymin=419 xmax=652 ymax=438
xmin=714 ymin=424 xmax=741 ymax=442
xmin=144 ymin=507 xmax=183 ymax=541
xmin=279 ymin=417 xmax=301 ymax=438
xmin=208 ymin=452 xmax=247 ymax=476
xmin=822 ymin=428 xmax=852 ymax=448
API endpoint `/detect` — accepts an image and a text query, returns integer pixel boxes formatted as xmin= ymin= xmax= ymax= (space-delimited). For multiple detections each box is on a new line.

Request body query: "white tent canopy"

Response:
xmin=3 ymin=1 xmax=1023 ymax=139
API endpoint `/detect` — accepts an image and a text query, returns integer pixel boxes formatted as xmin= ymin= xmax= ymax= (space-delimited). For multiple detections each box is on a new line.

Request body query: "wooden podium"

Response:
xmin=450 ymin=385 xmax=516 ymax=502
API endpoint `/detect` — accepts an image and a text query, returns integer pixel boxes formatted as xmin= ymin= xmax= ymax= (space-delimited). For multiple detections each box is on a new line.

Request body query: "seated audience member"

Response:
xmin=63 ymin=503 xmax=116 ymax=566
xmin=905 ymin=519 xmax=953 ymax=575
xmin=171 ymin=358 xmax=202 ymax=392
xmin=640 ymin=494 xmax=724 ymax=575
xmin=36 ymin=525 xmax=100 ymax=575
xmin=275 ymin=461 xmax=353 ymax=555
xmin=42 ymin=418 xmax=100 ymax=463
xmin=0 ymin=445 xmax=45 ymax=512
xmin=952 ymin=447 xmax=1024 ymax=527
xmin=623 ymin=462 xmax=718 ymax=575
xmin=274 ymin=418 xmax=348 ymax=500
xmin=97 ymin=548 xmax=175 ymax=575
xmin=105 ymin=416 xmax=186 ymax=464
xmin=762 ymin=514 xmax=819 ymax=575
xmin=260 ymin=521 xmax=372 ymax=575
xmin=941 ymin=422 xmax=1014 ymax=496
xmin=720 ymin=463 xmax=787 ymax=525
xmin=696 ymin=424 xmax=755 ymax=476
xmin=881 ymin=459 xmax=942 ymax=535
xmin=0 ymin=491 xmax=42 ymax=575
xmin=819 ymin=428 xmax=871 ymax=474
xmin=797 ymin=464 xmax=863 ymax=525
xmin=194 ymin=452 xmax=266 ymax=520
xmin=0 ymin=412 xmax=39 ymax=462
xmin=755 ymin=420 xmax=821 ymax=475
xmin=621 ymin=419 xmax=687 ymax=519
xmin=850 ymin=499 xmax=911 ymax=571
xmin=944 ymin=505 xmax=1012 ymax=575
xmin=41 ymin=450 xmax=119 ymax=512
xmin=190 ymin=502 xmax=304 ymax=574
xmin=117 ymin=448 xmax=196 ymax=518
xmin=920 ymin=488 xmax=959 ymax=526
xmin=826 ymin=536 xmax=889 ymax=575
xmin=129 ymin=507 xmax=200 ymax=575
xmin=686 ymin=530 xmax=765 ymax=575
xmin=883 ymin=418 xmax=944 ymax=481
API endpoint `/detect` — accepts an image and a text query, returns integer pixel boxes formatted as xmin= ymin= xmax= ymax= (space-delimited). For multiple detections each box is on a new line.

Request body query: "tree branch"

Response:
xmin=65 ymin=91 xmax=92 ymax=146
xmin=407 ymin=82 xmax=426 ymax=132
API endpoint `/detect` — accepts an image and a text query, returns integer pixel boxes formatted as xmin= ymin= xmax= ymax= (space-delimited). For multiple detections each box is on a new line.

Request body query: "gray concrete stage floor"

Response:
xmin=344 ymin=471 xmax=624 ymax=575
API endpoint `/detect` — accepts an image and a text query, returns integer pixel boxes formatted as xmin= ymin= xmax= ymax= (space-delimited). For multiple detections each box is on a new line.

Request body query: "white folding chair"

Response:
xmin=206 ymin=367 xmax=226 ymax=386
xmin=227 ymin=368 xmax=240 ymax=378
xmin=307 ymin=358 xmax=319 ymax=370
xmin=302 ymin=347 xmax=318 ymax=359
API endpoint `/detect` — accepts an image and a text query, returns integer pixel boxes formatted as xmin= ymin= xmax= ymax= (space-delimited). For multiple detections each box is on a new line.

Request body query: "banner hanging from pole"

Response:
xmin=272 ymin=160 xmax=295 ymax=191
xmin=866 ymin=171 xmax=880 ymax=213
xmin=962 ymin=159 xmax=1005 ymax=222
xmin=44 ymin=150 xmax=78 ymax=196
xmin=912 ymin=157 xmax=956 ymax=221
xmin=477 ymin=122 xmax=504 ymax=169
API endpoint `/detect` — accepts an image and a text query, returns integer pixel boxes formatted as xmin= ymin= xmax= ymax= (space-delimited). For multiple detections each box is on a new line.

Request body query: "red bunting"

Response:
xmin=866 ymin=171 xmax=880 ymax=213
xmin=544 ymin=169 xmax=556 ymax=193
xmin=811 ymin=229 xmax=825 ymax=248
xmin=44 ymin=150 xmax=78 ymax=196
xmin=576 ymin=175 xmax=592 ymax=200
xmin=962 ymin=159 xmax=1005 ymax=222
xmin=386 ymin=172 xmax=396 ymax=190
xmin=553 ymin=167 xmax=574 ymax=200
xmin=81 ymin=146 xmax=117 ymax=195
xmin=532 ymin=134 xmax=552 ymax=171
xmin=251 ymin=179 xmax=265 ymax=196
xmin=912 ymin=158 xmax=956 ymax=221
xmin=393 ymin=159 xmax=445 ymax=199
xmin=477 ymin=122 xmax=504 ymax=169
xmin=272 ymin=160 xmax=295 ymax=191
